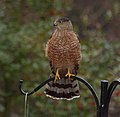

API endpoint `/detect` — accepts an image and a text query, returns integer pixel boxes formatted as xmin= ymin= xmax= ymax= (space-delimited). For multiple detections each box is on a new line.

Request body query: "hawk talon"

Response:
xmin=55 ymin=69 xmax=60 ymax=81
xmin=55 ymin=75 xmax=60 ymax=81
xmin=65 ymin=68 xmax=75 ymax=80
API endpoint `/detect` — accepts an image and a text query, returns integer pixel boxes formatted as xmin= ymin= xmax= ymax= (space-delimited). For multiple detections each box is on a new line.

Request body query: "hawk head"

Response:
xmin=54 ymin=17 xmax=73 ymax=30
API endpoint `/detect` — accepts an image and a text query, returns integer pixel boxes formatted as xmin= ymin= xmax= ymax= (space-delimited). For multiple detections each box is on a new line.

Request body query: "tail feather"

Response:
xmin=44 ymin=77 xmax=80 ymax=100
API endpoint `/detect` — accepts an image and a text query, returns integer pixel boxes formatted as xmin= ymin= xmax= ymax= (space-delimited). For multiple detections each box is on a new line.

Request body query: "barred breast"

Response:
xmin=46 ymin=29 xmax=81 ymax=71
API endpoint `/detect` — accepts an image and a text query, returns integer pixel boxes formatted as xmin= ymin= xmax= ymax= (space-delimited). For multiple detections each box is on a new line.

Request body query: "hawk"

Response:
xmin=44 ymin=17 xmax=81 ymax=100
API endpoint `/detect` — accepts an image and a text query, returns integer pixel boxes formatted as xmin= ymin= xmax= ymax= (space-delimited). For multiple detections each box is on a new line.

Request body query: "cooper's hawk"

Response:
xmin=45 ymin=17 xmax=81 ymax=100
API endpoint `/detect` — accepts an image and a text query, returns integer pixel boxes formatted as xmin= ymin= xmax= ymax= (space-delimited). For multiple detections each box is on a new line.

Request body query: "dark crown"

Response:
xmin=57 ymin=17 xmax=70 ymax=23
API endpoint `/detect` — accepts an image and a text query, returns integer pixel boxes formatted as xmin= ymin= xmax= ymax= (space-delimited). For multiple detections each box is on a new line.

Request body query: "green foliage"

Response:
xmin=0 ymin=0 xmax=120 ymax=117
xmin=81 ymin=36 xmax=120 ymax=81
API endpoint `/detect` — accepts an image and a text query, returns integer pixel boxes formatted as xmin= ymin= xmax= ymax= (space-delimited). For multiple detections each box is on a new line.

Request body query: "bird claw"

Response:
xmin=55 ymin=69 xmax=60 ymax=81
xmin=55 ymin=75 xmax=60 ymax=81
xmin=65 ymin=69 xmax=75 ymax=80
xmin=65 ymin=73 xmax=75 ymax=80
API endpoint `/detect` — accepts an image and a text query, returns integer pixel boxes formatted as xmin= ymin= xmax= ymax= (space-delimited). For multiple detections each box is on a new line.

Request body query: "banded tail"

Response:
xmin=44 ymin=76 xmax=80 ymax=100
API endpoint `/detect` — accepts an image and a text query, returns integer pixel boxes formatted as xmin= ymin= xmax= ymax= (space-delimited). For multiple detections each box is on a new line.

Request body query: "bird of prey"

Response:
xmin=44 ymin=17 xmax=81 ymax=100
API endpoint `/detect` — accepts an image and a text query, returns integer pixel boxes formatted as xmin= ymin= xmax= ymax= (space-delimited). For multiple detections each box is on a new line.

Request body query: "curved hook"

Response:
xmin=72 ymin=76 xmax=100 ymax=116
xmin=107 ymin=78 xmax=120 ymax=104
xmin=19 ymin=76 xmax=100 ymax=116
xmin=19 ymin=78 xmax=54 ymax=96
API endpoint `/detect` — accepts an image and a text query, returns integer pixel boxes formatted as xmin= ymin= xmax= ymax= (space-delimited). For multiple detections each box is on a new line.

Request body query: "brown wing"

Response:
xmin=75 ymin=32 xmax=80 ymax=43
xmin=66 ymin=31 xmax=81 ymax=75
xmin=45 ymin=29 xmax=57 ymax=75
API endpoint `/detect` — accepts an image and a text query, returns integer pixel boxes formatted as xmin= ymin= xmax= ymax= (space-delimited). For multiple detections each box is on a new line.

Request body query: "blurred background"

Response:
xmin=0 ymin=0 xmax=120 ymax=117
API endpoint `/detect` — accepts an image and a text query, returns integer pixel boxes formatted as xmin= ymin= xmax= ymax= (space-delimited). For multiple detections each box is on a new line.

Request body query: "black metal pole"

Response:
xmin=100 ymin=80 xmax=108 ymax=117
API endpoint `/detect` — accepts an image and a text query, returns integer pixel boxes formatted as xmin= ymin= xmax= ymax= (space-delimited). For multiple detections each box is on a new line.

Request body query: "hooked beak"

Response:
xmin=53 ymin=23 xmax=57 ymax=26
xmin=53 ymin=20 xmax=57 ymax=26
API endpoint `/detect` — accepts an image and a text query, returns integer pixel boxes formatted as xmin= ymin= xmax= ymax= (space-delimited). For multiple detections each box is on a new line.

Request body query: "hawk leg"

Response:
xmin=55 ymin=69 xmax=61 ymax=81
xmin=65 ymin=68 xmax=75 ymax=80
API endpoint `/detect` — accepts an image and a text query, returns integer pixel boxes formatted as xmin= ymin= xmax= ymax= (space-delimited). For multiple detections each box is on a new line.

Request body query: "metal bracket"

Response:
xmin=19 ymin=76 xmax=120 ymax=117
